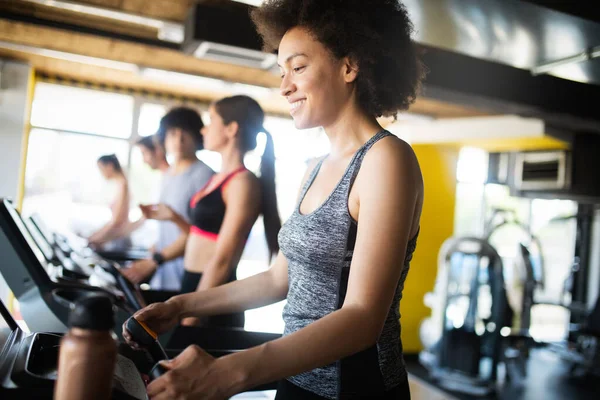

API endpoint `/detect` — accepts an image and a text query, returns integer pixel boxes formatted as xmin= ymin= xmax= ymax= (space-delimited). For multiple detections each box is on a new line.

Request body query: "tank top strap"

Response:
xmin=338 ymin=130 xmax=393 ymax=196
xmin=297 ymin=156 xmax=326 ymax=204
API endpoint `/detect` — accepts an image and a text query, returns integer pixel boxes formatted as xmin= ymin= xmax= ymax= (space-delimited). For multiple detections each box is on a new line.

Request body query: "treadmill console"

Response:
xmin=0 ymin=298 xmax=148 ymax=399
xmin=0 ymin=198 xmax=143 ymax=334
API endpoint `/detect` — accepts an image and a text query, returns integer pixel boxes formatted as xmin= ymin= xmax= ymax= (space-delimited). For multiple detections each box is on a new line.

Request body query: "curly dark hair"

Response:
xmin=251 ymin=0 xmax=425 ymax=118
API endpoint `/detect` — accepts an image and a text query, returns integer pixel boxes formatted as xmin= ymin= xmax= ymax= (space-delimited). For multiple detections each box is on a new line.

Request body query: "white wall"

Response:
xmin=0 ymin=60 xmax=32 ymax=201
xmin=0 ymin=60 xmax=32 ymax=305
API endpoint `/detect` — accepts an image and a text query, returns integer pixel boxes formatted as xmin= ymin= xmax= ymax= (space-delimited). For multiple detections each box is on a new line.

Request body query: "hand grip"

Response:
xmin=148 ymin=363 xmax=168 ymax=381
xmin=125 ymin=317 xmax=168 ymax=362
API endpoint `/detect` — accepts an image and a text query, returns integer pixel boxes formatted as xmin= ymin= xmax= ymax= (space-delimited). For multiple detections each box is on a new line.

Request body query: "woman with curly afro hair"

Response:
xmin=125 ymin=1 xmax=424 ymax=398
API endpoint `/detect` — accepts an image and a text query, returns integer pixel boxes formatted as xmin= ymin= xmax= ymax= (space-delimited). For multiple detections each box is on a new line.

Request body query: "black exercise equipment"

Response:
xmin=0 ymin=296 xmax=149 ymax=399
xmin=0 ymin=198 xmax=143 ymax=336
xmin=422 ymin=236 xmax=510 ymax=396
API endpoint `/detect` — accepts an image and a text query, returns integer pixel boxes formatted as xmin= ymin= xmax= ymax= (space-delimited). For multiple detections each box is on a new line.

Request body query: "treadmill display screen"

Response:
xmin=30 ymin=214 xmax=56 ymax=246
xmin=24 ymin=218 xmax=55 ymax=262
xmin=2 ymin=200 xmax=49 ymax=270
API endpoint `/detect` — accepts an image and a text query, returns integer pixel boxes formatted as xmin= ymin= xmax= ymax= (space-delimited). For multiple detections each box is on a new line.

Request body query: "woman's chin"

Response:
xmin=293 ymin=118 xmax=317 ymax=131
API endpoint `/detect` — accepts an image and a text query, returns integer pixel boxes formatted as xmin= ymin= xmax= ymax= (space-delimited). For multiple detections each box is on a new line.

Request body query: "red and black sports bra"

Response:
xmin=189 ymin=167 xmax=247 ymax=241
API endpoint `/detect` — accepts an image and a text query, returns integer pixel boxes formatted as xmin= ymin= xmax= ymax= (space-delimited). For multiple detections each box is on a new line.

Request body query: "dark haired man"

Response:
xmin=124 ymin=107 xmax=214 ymax=291
xmin=135 ymin=135 xmax=169 ymax=173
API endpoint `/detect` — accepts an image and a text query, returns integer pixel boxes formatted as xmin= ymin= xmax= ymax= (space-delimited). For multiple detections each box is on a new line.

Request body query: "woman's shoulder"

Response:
xmin=116 ymin=176 xmax=129 ymax=190
xmin=361 ymin=133 xmax=422 ymax=188
xmin=223 ymin=169 xmax=261 ymax=196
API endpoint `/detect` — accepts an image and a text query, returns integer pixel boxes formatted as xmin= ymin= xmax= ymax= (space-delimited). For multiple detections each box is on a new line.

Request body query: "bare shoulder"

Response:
xmin=223 ymin=170 xmax=261 ymax=200
xmin=118 ymin=177 xmax=129 ymax=192
xmin=361 ymin=134 xmax=423 ymax=191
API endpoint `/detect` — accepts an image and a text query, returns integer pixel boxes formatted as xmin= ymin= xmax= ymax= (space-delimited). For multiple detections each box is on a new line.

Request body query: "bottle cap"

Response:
xmin=68 ymin=294 xmax=115 ymax=331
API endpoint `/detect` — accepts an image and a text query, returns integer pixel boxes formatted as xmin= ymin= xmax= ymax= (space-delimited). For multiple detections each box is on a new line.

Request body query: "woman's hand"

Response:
xmin=122 ymin=300 xmax=181 ymax=350
xmin=147 ymin=345 xmax=238 ymax=400
xmin=140 ymin=203 xmax=175 ymax=221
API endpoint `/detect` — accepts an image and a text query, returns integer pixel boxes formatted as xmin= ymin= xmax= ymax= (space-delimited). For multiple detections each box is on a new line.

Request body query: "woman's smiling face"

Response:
xmin=278 ymin=27 xmax=357 ymax=130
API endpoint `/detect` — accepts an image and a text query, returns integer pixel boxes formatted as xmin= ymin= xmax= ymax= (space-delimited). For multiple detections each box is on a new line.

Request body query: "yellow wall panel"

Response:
xmin=402 ymin=145 xmax=458 ymax=353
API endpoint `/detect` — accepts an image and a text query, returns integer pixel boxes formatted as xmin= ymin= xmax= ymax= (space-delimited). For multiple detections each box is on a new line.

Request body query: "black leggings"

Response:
xmin=180 ymin=270 xmax=245 ymax=329
xmin=275 ymin=378 xmax=411 ymax=400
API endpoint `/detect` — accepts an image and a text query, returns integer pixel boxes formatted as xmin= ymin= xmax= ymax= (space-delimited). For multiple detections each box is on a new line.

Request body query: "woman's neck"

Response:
xmin=323 ymin=103 xmax=383 ymax=160
xmin=219 ymin=145 xmax=245 ymax=175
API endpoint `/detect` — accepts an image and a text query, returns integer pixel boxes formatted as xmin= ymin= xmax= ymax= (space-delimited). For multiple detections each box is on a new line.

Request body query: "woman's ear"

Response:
xmin=226 ymin=121 xmax=240 ymax=139
xmin=343 ymin=56 xmax=359 ymax=84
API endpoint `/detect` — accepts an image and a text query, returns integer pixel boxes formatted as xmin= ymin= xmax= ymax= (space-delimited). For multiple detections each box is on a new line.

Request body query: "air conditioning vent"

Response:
xmin=184 ymin=2 xmax=278 ymax=71
xmin=514 ymin=151 xmax=571 ymax=191
xmin=193 ymin=42 xmax=277 ymax=70
xmin=522 ymin=160 xmax=559 ymax=182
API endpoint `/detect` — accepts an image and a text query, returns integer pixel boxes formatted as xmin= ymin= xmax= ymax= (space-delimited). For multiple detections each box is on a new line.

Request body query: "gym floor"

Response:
xmin=405 ymin=349 xmax=600 ymax=400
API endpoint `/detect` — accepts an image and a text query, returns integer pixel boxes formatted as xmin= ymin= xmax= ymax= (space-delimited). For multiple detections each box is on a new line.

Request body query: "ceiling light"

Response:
xmin=230 ymin=0 xmax=264 ymax=6
xmin=0 ymin=40 xmax=139 ymax=72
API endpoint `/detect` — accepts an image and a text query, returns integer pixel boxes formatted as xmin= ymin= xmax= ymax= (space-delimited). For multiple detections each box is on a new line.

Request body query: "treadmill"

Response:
xmin=1 ymin=199 xmax=281 ymax=376
xmin=0 ymin=198 xmax=142 ymax=337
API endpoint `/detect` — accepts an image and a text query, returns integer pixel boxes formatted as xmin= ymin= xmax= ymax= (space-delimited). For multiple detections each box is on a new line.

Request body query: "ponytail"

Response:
xmin=260 ymin=129 xmax=281 ymax=261
xmin=214 ymin=95 xmax=282 ymax=261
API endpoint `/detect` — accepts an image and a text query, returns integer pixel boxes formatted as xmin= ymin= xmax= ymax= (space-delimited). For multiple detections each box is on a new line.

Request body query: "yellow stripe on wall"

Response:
xmin=16 ymin=67 xmax=36 ymax=213
xmin=402 ymin=145 xmax=458 ymax=353
xmin=9 ymin=66 xmax=36 ymax=314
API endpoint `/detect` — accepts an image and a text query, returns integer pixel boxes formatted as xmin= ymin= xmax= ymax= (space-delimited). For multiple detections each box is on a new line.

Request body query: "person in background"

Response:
xmin=112 ymin=135 xmax=171 ymax=244
xmin=135 ymin=135 xmax=169 ymax=173
xmin=122 ymin=107 xmax=214 ymax=292
xmin=88 ymin=154 xmax=131 ymax=248
xmin=139 ymin=95 xmax=281 ymax=328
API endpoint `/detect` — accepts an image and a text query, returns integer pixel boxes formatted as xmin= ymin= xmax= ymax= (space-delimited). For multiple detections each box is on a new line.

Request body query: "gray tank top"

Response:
xmin=278 ymin=130 xmax=418 ymax=399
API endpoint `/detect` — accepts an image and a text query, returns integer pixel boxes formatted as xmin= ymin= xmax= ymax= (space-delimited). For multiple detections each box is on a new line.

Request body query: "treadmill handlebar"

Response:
xmin=125 ymin=317 xmax=169 ymax=381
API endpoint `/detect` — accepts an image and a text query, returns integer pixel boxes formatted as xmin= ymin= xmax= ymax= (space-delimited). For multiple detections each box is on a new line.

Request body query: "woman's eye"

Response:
xmin=293 ymin=66 xmax=305 ymax=73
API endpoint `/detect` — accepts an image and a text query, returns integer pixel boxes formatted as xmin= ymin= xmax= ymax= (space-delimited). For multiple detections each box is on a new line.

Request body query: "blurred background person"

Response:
xmin=139 ymin=95 xmax=281 ymax=327
xmin=87 ymin=154 xmax=131 ymax=249
xmin=122 ymin=107 xmax=214 ymax=292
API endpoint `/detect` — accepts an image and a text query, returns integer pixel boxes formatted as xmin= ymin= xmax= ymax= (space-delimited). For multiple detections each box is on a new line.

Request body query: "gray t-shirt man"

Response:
xmin=150 ymin=160 xmax=213 ymax=291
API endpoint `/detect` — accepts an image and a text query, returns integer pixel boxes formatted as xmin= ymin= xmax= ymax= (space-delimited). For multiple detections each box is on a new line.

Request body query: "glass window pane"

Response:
xmin=127 ymin=146 xmax=162 ymax=248
xmin=138 ymin=103 xmax=167 ymax=137
xmin=31 ymin=83 xmax=134 ymax=138
xmin=23 ymin=128 xmax=130 ymax=236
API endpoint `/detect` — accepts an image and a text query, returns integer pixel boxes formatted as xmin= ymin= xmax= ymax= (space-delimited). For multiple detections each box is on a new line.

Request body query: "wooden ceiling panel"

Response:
xmin=0 ymin=8 xmax=490 ymax=120
xmin=0 ymin=0 xmax=159 ymax=39
xmin=69 ymin=0 xmax=125 ymax=10
xmin=72 ymin=0 xmax=196 ymax=21
xmin=0 ymin=19 xmax=281 ymax=87
xmin=120 ymin=0 xmax=196 ymax=21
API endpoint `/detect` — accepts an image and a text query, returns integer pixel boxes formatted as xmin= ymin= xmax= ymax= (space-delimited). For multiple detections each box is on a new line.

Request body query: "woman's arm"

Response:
xmin=169 ymin=251 xmax=289 ymax=317
xmin=166 ymin=157 xmax=324 ymax=316
xmin=88 ymin=181 xmax=129 ymax=245
xmin=218 ymin=139 xmax=423 ymax=394
xmin=193 ymin=173 xmax=261 ymax=292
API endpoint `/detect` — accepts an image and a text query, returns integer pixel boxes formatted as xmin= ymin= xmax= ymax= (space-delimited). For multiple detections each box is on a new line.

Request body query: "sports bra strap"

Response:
xmin=220 ymin=166 xmax=248 ymax=192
